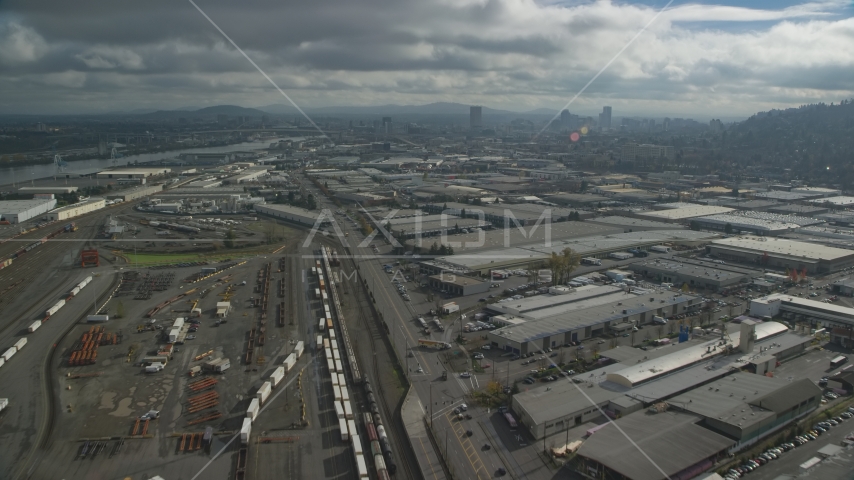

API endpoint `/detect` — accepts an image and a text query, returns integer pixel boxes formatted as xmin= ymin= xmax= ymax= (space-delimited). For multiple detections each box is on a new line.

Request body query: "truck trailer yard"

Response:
xmin=0 ymin=199 xmax=394 ymax=480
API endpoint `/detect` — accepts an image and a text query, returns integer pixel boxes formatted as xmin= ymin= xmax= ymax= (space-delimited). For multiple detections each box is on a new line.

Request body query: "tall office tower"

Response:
xmin=382 ymin=117 xmax=392 ymax=134
xmin=561 ymin=109 xmax=570 ymax=125
xmin=470 ymin=106 xmax=482 ymax=129
xmin=598 ymin=106 xmax=612 ymax=130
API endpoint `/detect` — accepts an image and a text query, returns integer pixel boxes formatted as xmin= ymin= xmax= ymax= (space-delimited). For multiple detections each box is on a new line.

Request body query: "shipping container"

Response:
xmin=318 ymin=318 xmax=325 ymax=331
xmin=240 ymin=418 xmax=252 ymax=444
xmin=0 ymin=398 xmax=7 ymax=412
xmin=70 ymin=286 xmax=81 ymax=296
xmin=348 ymin=419 xmax=357 ymax=438
xmin=325 ymin=347 xmax=332 ymax=359
xmin=331 ymin=374 xmax=339 ymax=386
xmin=173 ymin=317 xmax=185 ymax=329
xmin=270 ymin=366 xmax=285 ymax=387
xmin=315 ymin=288 xmax=321 ymax=299
xmin=326 ymin=318 xmax=333 ymax=330
xmin=0 ymin=349 xmax=12 ymax=363
xmin=256 ymin=381 xmax=272 ymax=405
xmin=352 ymin=434 xmax=363 ymax=455
xmin=13 ymin=338 xmax=27 ymax=351
xmin=341 ymin=387 xmax=350 ymax=402
xmin=327 ymin=359 xmax=335 ymax=372
xmin=339 ymin=418 xmax=350 ymax=441
xmin=0 ymin=357 xmax=5 ymax=369
xmin=332 ymin=349 xmax=340 ymax=361
xmin=316 ymin=335 xmax=323 ymax=351
xmin=323 ymin=338 xmax=330 ymax=350
xmin=335 ymin=359 xmax=344 ymax=373
xmin=334 ymin=402 xmax=345 ymax=419
xmin=28 ymin=321 xmax=41 ymax=333
xmin=338 ymin=373 xmax=346 ymax=386
xmin=333 ymin=385 xmax=342 ymax=401
xmin=246 ymin=398 xmax=260 ymax=422
xmin=343 ymin=400 xmax=353 ymax=419
xmin=86 ymin=315 xmax=110 ymax=323
xmin=329 ymin=329 xmax=336 ymax=340
xmin=355 ymin=454 xmax=369 ymax=479
xmin=283 ymin=353 xmax=296 ymax=371
xmin=295 ymin=341 xmax=304 ymax=358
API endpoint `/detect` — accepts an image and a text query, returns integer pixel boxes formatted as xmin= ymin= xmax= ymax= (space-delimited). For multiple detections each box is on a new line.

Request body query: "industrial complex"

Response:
xmin=1 ymin=141 xmax=854 ymax=480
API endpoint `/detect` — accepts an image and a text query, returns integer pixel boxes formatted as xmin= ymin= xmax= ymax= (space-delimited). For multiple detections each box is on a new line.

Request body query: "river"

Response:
xmin=0 ymin=138 xmax=295 ymax=185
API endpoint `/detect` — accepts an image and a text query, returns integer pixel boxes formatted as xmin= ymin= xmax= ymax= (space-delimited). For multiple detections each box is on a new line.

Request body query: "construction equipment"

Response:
xmin=218 ymin=284 xmax=235 ymax=302
xmin=194 ymin=350 xmax=214 ymax=361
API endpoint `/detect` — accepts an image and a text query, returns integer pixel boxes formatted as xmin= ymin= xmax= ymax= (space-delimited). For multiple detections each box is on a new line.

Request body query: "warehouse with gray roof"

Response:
xmin=628 ymin=258 xmax=761 ymax=292
xmin=707 ymin=236 xmax=854 ymax=273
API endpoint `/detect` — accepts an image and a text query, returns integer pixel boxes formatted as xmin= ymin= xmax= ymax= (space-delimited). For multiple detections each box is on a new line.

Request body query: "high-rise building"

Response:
xmin=382 ymin=117 xmax=392 ymax=134
xmin=598 ymin=106 xmax=612 ymax=130
xmin=470 ymin=106 xmax=482 ymax=129
xmin=561 ymin=109 xmax=570 ymax=125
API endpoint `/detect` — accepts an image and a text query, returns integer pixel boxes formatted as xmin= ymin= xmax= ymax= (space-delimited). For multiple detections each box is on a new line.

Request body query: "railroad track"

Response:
xmin=0 ymin=213 xmax=104 ymax=333
xmin=322 ymin=236 xmax=421 ymax=480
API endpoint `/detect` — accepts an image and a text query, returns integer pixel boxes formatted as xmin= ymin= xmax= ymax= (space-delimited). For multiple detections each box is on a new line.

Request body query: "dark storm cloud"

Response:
xmin=0 ymin=0 xmax=851 ymax=115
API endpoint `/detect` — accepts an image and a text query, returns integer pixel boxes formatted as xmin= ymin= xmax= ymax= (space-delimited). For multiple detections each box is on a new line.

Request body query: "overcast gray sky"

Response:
xmin=1 ymin=0 xmax=852 ymax=117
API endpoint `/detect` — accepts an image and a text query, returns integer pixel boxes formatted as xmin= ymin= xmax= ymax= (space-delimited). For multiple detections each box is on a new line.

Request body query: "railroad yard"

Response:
xmin=0 ymin=191 xmax=412 ymax=480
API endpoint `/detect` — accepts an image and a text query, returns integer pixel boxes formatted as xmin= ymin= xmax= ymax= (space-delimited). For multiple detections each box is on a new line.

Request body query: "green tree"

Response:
xmin=724 ymin=223 xmax=733 ymax=235
xmin=546 ymin=248 xmax=581 ymax=285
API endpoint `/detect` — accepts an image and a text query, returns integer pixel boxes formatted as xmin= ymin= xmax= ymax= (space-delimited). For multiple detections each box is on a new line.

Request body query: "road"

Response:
xmin=309 ymin=192 xmax=517 ymax=480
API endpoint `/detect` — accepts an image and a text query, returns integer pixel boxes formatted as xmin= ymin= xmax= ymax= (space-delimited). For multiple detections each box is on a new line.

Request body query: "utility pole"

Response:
xmin=430 ymin=383 xmax=433 ymax=428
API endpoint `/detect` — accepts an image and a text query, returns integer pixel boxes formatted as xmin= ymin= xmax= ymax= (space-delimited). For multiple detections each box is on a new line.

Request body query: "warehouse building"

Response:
xmin=254 ymin=203 xmax=325 ymax=227
xmin=634 ymin=205 xmax=734 ymax=223
xmin=427 ymin=274 xmax=490 ymax=296
xmin=46 ymin=197 xmax=106 ymax=221
xmin=512 ymin=321 xmax=811 ymax=441
xmin=17 ymin=186 xmax=79 ymax=195
xmin=808 ymin=196 xmax=854 ymax=207
xmin=232 ymin=167 xmax=269 ymax=184
xmin=628 ymin=258 xmax=761 ymax=292
xmin=707 ymin=237 xmax=854 ymax=273
xmin=424 ymin=201 xmax=587 ymax=225
xmin=487 ymin=287 xmax=703 ymax=354
xmin=0 ymin=198 xmax=57 ymax=223
xmin=689 ymin=214 xmax=802 ymax=235
xmin=96 ymin=168 xmax=171 ymax=179
xmin=428 ymin=229 xmax=716 ymax=275
xmin=750 ymin=293 xmax=854 ymax=332
xmin=106 ymin=184 xmax=164 ymax=202
xmin=669 ymin=374 xmax=822 ymax=448
xmin=575 ymin=411 xmax=735 ymax=480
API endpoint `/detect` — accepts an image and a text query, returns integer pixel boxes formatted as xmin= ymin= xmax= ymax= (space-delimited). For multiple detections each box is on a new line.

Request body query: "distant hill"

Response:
xmin=724 ymin=100 xmax=854 ymax=184
xmin=256 ymin=102 xmax=525 ymax=116
xmin=140 ymin=105 xmax=269 ymax=119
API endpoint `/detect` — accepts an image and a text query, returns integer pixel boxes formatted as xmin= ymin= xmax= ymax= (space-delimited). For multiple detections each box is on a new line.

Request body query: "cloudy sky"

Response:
xmin=0 ymin=0 xmax=852 ymax=118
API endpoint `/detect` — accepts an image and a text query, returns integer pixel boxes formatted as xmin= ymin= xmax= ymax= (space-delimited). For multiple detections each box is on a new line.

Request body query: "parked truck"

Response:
xmin=145 ymin=363 xmax=164 ymax=373
xmin=442 ymin=302 xmax=460 ymax=314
